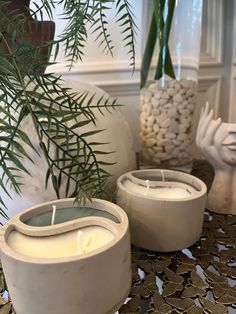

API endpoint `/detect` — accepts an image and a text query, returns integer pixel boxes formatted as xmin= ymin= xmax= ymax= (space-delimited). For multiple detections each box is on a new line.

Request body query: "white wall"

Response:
xmin=33 ymin=0 xmax=233 ymax=150
xmin=39 ymin=0 xmax=143 ymax=150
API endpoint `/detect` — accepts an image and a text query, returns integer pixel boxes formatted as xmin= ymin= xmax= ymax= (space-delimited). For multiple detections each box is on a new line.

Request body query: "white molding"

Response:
xmin=228 ymin=76 xmax=236 ymax=122
xmin=198 ymin=75 xmax=222 ymax=116
xmin=200 ymin=0 xmax=223 ymax=66
xmin=49 ymin=60 xmax=141 ymax=75
xmin=233 ymin=0 xmax=236 ymax=65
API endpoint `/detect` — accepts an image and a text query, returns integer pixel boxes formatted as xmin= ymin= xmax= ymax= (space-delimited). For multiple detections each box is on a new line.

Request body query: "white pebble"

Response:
xmin=152 ymin=109 xmax=160 ymax=116
xmin=173 ymin=94 xmax=183 ymax=103
xmin=147 ymin=115 xmax=155 ymax=125
xmin=159 ymin=139 xmax=171 ymax=146
xmin=172 ymin=139 xmax=181 ymax=146
xmin=153 ymin=146 xmax=163 ymax=153
xmin=146 ymin=138 xmax=156 ymax=147
xmin=164 ymin=144 xmax=175 ymax=153
xmin=147 ymin=148 xmax=155 ymax=157
xmin=166 ymin=132 xmax=176 ymax=139
xmin=151 ymin=98 xmax=159 ymax=107
xmin=160 ymin=118 xmax=171 ymax=128
xmin=146 ymin=132 xmax=156 ymax=139
xmin=177 ymin=133 xmax=187 ymax=141
xmin=168 ymin=108 xmax=177 ymax=118
xmin=153 ymin=124 xmax=160 ymax=133
xmin=159 ymin=98 xmax=168 ymax=106
xmin=167 ymin=88 xmax=175 ymax=96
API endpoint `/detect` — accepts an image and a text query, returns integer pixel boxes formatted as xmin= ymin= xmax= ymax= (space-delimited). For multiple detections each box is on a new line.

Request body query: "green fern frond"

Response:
xmin=59 ymin=0 xmax=92 ymax=68
xmin=91 ymin=0 xmax=114 ymax=56
xmin=116 ymin=0 xmax=137 ymax=69
xmin=0 ymin=0 xmax=137 ymax=219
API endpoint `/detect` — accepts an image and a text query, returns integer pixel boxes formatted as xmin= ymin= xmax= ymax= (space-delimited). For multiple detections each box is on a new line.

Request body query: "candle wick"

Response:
xmin=77 ymin=231 xmax=83 ymax=254
xmin=51 ymin=205 xmax=57 ymax=226
xmin=86 ymin=233 xmax=95 ymax=250
xmin=160 ymin=170 xmax=165 ymax=182
xmin=145 ymin=180 xmax=150 ymax=195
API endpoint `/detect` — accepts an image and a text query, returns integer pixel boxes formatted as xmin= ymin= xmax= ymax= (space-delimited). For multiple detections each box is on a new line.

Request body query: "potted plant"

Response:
xmin=0 ymin=0 xmax=138 ymax=221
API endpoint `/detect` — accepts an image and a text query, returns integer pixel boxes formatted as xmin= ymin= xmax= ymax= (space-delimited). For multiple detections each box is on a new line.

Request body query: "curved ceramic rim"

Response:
xmin=1 ymin=198 xmax=129 ymax=264
xmin=117 ymin=169 xmax=207 ymax=201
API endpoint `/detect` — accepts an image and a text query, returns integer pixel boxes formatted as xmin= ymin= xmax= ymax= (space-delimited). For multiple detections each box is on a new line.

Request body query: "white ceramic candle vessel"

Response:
xmin=117 ymin=169 xmax=207 ymax=252
xmin=0 ymin=198 xmax=131 ymax=314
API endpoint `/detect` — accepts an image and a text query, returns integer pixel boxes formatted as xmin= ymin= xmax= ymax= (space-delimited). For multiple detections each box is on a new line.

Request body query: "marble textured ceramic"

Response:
xmin=196 ymin=103 xmax=236 ymax=215
xmin=117 ymin=169 xmax=207 ymax=252
xmin=0 ymin=198 xmax=131 ymax=314
xmin=0 ymin=80 xmax=136 ymax=224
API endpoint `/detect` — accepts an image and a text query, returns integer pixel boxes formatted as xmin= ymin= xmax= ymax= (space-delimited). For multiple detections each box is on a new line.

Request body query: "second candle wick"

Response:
xmin=51 ymin=205 xmax=57 ymax=226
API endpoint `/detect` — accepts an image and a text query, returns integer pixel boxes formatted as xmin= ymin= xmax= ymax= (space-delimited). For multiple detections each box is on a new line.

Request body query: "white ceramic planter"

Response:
xmin=0 ymin=198 xmax=131 ymax=314
xmin=117 ymin=169 xmax=207 ymax=252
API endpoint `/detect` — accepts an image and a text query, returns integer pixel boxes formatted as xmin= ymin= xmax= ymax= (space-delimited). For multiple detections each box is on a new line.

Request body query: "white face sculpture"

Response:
xmin=196 ymin=103 xmax=236 ymax=168
xmin=215 ymin=123 xmax=236 ymax=166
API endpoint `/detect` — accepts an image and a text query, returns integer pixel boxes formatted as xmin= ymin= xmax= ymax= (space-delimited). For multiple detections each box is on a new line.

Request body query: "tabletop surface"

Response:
xmin=118 ymin=160 xmax=236 ymax=314
xmin=0 ymin=161 xmax=235 ymax=314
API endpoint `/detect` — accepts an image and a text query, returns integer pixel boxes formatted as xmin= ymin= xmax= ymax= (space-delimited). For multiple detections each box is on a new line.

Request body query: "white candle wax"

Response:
xmin=7 ymin=226 xmax=114 ymax=258
xmin=123 ymin=179 xmax=195 ymax=199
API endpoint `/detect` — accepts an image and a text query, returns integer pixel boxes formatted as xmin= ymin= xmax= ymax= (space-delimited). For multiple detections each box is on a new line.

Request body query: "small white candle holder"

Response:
xmin=117 ymin=169 xmax=207 ymax=252
xmin=0 ymin=198 xmax=131 ymax=314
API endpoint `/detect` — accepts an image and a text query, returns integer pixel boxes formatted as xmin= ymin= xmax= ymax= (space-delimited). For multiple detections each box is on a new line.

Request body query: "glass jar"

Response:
xmin=140 ymin=0 xmax=203 ymax=167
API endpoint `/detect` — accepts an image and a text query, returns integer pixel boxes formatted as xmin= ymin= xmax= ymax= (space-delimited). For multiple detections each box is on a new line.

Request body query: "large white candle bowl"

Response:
xmin=117 ymin=169 xmax=207 ymax=252
xmin=0 ymin=198 xmax=131 ymax=314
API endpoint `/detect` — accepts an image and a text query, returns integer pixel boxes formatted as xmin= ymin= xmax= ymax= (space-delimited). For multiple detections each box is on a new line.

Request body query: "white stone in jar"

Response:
xmin=153 ymin=146 xmax=163 ymax=153
xmin=153 ymin=92 xmax=161 ymax=100
xmin=146 ymin=127 xmax=153 ymax=134
xmin=162 ymin=92 xmax=169 ymax=99
xmin=159 ymin=128 xmax=167 ymax=135
xmin=147 ymin=148 xmax=155 ymax=157
xmin=146 ymin=132 xmax=156 ymax=139
xmin=169 ymin=121 xmax=179 ymax=133
xmin=159 ymin=98 xmax=168 ymax=106
xmin=186 ymin=89 xmax=194 ymax=97
xmin=178 ymin=125 xmax=186 ymax=133
xmin=157 ymin=133 xmax=164 ymax=142
xmin=179 ymin=109 xmax=190 ymax=117
xmin=147 ymin=115 xmax=155 ymax=125
xmin=146 ymin=138 xmax=156 ymax=147
xmin=179 ymin=88 xmax=186 ymax=95
xmin=177 ymin=133 xmax=188 ymax=141
xmin=151 ymin=98 xmax=159 ymax=108
xmin=174 ymin=82 xmax=181 ymax=90
xmin=172 ymin=139 xmax=181 ymax=146
xmin=168 ymin=108 xmax=177 ymax=118
xmin=144 ymin=90 xmax=152 ymax=102
xmin=153 ymin=124 xmax=160 ymax=133
xmin=160 ymin=118 xmax=171 ymax=128
xmin=152 ymin=109 xmax=160 ymax=116
xmin=167 ymin=88 xmax=175 ymax=96
xmin=181 ymin=79 xmax=191 ymax=89
xmin=173 ymin=94 xmax=183 ymax=103
xmin=159 ymin=139 xmax=171 ymax=146
xmin=182 ymin=100 xmax=189 ymax=108
xmin=164 ymin=144 xmax=175 ymax=153
xmin=163 ymin=103 xmax=172 ymax=110
xmin=166 ymin=132 xmax=176 ymax=139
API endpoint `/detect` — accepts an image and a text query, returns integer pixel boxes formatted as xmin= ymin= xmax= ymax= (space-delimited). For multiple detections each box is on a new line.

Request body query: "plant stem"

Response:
xmin=155 ymin=0 xmax=176 ymax=80
xmin=141 ymin=11 xmax=157 ymax=88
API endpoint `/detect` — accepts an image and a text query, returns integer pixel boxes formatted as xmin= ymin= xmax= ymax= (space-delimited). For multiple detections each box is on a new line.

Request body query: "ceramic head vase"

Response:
xmin=196 ymin=103 xmax=236 ymax=215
